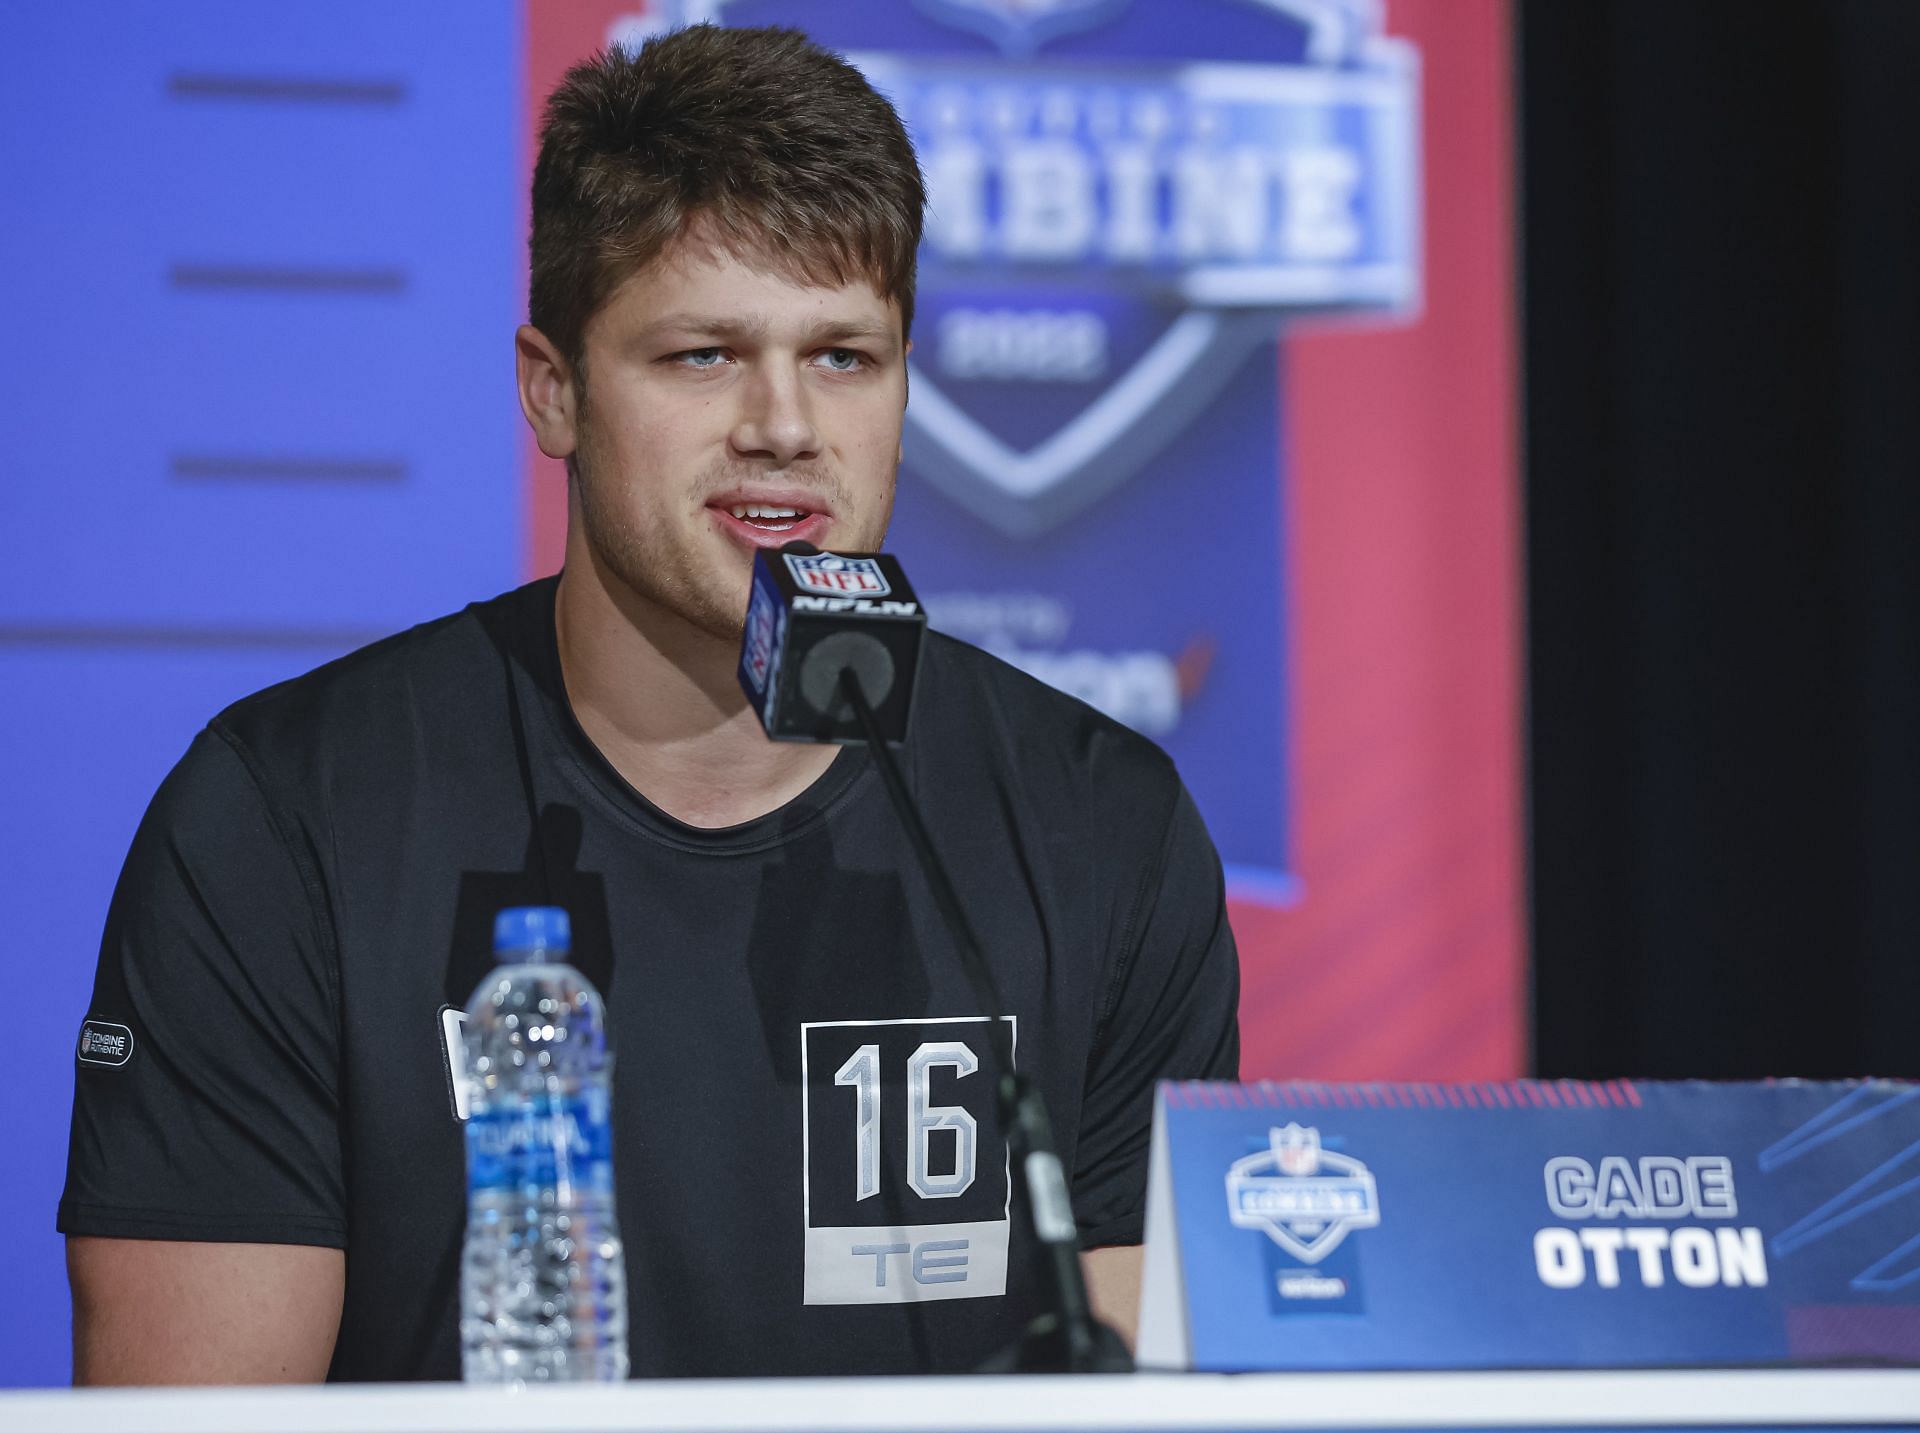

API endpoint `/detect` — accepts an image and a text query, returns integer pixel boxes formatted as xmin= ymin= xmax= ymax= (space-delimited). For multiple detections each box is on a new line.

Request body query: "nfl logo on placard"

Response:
xmin=1226 ymin=1123 xmax=1380 ymax=1265
xmin=785 ymin=552 xmax=892 ymax=597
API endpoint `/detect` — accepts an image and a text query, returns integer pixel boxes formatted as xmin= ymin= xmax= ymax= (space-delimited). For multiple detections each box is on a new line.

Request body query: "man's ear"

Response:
xmin=516 ymin=324 xmax=578 ymax=460
xmin=900 ymin=336 xmax=913 ymax=465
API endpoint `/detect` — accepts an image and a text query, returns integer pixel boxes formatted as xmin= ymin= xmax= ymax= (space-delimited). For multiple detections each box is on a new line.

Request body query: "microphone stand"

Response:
xmin=839 ymin=670 xmax=1133 ymax=1374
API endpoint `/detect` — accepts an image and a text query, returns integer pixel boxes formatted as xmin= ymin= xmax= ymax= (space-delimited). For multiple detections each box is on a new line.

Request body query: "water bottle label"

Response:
xmin=465 ymin=1087 xmax=614 ymax=1194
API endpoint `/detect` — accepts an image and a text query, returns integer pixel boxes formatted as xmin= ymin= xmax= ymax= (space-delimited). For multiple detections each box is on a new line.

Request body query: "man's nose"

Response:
xmin=730 ymin=363 xmax=821 ymax=466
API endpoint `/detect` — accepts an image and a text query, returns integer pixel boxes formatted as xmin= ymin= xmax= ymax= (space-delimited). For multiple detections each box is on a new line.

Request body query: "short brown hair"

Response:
xmin=529 ymin=25 xmax=926 ymax=372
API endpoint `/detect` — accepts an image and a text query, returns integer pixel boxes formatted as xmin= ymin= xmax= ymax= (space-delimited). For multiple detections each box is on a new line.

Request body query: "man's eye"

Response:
xmin=817 ymin=348 xmax=864 ymax=372
xmin=676 ymin=348 xmax=728 ymax=368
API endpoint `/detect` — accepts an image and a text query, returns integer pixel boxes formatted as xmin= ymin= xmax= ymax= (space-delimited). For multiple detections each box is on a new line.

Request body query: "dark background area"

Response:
xmin=1522 ymin=0 xmax=1920 ymax=1079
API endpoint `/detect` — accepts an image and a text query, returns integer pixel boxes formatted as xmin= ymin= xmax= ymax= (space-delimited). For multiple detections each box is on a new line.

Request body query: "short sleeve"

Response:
xmin=59 ymin=724 xmax=346 ymax=1247
xmin=1070 ymin=782 xmax=1240 ymax=1248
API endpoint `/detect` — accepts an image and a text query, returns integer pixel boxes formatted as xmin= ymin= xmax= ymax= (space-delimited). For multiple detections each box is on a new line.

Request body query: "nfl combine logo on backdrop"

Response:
xmin=860 ymin=0 xmax=1420 ymax=538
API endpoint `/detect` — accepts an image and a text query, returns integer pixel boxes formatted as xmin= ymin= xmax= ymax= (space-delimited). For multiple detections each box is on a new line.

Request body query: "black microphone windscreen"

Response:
xmin=799 ymin=631 xmax=896 ymax=718
xmin=737 ymin=545 xmax=926 ymax=744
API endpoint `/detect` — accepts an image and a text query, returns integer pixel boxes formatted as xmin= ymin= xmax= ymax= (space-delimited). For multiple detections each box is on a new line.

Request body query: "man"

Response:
xmin=62 ymin=25 xmax=1238 ymax=1382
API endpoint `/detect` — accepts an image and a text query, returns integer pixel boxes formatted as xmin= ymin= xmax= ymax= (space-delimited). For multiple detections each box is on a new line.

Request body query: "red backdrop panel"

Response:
xmin=1260 ymin=0 xmax=1524 ymax=1079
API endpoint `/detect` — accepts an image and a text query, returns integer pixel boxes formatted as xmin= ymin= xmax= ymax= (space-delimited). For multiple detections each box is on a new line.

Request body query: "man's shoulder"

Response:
xmin=920 ymin=631 xmax=1183 ymax=812
xmin=208 ymin=580 xmax=548 ymax=771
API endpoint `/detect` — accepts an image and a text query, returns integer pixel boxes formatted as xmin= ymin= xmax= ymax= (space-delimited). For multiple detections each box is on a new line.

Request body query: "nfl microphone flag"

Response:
xmin=739 ymin=547 xmax=928 ymax=744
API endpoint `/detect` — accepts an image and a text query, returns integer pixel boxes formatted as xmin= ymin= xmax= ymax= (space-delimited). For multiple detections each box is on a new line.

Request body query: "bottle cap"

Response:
xmin=492 ymin=906 xmax=571 ymax=962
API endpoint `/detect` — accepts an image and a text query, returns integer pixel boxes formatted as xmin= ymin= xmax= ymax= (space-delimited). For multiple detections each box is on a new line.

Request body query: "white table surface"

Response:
xmin=1 ymin=1368 xmax=1917 ymax=1432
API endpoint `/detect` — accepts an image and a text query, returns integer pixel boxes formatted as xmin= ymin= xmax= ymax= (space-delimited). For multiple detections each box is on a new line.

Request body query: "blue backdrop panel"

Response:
xmin=0 ymin=1 xmax=522 ymax=631
xmin=0 ymin=1 xmax=521 ymax=1387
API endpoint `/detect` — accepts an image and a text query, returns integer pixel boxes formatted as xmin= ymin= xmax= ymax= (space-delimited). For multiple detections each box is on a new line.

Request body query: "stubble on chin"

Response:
xmin=577 ymin=485 xmax=752 ymax=645
xmin=569 ymin=441 xmax=751 ymax=646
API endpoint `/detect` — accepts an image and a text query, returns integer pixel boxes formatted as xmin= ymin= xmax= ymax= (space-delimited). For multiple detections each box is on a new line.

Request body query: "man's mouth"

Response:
xmin=707 ymin=498 xmax=834 ymax=550
xmin=724 ymin=503 xmax=809 ymax=533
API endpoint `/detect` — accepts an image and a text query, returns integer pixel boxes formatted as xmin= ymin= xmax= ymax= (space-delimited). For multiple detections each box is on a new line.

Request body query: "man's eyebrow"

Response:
xmin=641 ymin=314 xmax=771 ymax=342
xmin=811 ymin=319 xmax=897 ymax=346
xmin=638 ymin=314 xmax=898 ymax=349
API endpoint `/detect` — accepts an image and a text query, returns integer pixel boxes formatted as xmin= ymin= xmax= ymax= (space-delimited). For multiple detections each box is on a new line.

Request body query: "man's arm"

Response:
xmin=69 ymin=1237 xmax=343 ymax=1385
xmin=1069 ymin=777 xmax=1236 ymax=1356
xmin=1081 ymin=1245 xmax=1143 ymax=1350
xmin=1071 ymin=783 xmax=1238 ymax=1206
xmin=62 ymin=730 xmax=348 ymax=1382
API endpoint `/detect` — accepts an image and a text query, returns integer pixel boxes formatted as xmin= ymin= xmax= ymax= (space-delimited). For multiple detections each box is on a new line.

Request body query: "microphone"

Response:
xmin=738 ymin=541 xmax=1133 ymax=1375
xmin=736 ymin=541 xmax=926 ymax=744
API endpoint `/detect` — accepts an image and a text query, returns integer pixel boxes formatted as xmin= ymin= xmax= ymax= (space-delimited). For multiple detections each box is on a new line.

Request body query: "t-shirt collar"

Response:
xmin=512 ymin=575 xmax=871 ymax=853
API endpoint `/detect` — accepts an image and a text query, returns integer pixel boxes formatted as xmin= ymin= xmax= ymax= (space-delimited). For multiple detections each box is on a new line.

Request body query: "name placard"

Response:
xmin=1137 ymin=1080 xmax=1920 ymax=1371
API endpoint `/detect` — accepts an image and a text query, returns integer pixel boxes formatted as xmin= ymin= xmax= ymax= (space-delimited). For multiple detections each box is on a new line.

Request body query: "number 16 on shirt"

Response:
xmin=800 ymin=1017 xmax=1015 ymax=1304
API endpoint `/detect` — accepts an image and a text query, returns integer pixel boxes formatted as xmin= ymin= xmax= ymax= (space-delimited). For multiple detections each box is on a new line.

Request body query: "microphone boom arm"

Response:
xmin=838 ymin=668 xmax=1132 ymax=1374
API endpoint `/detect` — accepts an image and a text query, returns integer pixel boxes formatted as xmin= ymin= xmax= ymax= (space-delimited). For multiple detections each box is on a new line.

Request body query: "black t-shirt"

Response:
xmin=60 ymin=577 xmax=1238 ymax=1379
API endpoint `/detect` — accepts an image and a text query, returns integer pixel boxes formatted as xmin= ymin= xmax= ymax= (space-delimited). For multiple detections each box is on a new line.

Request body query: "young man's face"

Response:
xmin=563 ymin=230 xmax=908 ymax=643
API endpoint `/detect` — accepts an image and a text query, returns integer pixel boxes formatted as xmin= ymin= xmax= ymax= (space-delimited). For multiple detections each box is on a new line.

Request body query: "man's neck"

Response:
xmin=553 ymin=548 xmax=840 ymax=830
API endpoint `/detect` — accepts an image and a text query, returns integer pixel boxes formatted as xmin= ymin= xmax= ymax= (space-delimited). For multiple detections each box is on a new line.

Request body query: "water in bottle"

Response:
xmin=460 ymin=906 xmax=629 ymax=1383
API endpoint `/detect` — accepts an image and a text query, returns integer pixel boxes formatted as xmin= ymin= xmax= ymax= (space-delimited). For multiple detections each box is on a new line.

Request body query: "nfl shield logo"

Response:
xmin=785 ymin=552 xmax=893 ymax=598
xmin=1276 ymin=1123 xmax=1321 ymax=1177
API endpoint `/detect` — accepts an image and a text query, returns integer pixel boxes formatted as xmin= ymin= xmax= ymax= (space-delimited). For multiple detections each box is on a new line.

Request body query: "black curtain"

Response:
xmin=1521 ymin=1 xmax=1920 ymax=1079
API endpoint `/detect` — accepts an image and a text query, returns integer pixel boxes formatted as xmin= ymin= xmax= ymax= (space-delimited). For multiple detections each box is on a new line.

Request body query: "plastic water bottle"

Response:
xmin=460 ymin=906 xmax=629 ymax=1383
